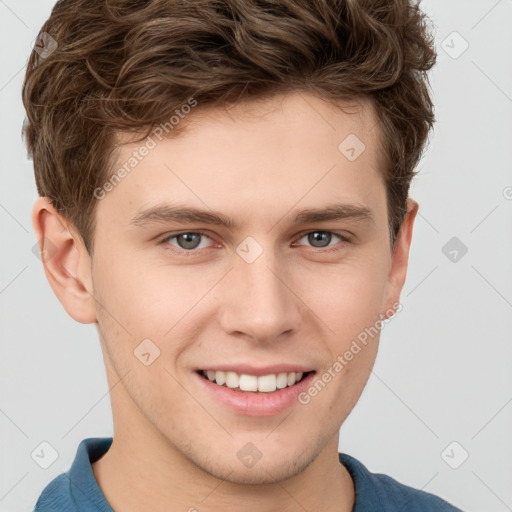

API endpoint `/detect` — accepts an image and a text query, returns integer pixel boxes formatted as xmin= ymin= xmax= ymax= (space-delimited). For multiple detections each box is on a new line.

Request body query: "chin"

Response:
xmin=191 ymin=446 xmax=316 ymax=485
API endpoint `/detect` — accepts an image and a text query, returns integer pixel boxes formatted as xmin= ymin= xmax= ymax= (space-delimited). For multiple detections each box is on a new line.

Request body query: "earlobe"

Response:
xmin=32 ymin=197 xmax=97 ymax=324
xmin=381 ymin=197 xmax=419 ymax=316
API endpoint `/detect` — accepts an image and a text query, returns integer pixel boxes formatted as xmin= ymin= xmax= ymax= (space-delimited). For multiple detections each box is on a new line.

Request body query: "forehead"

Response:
xmin=98 ymin=92 xmax=386 ymax=230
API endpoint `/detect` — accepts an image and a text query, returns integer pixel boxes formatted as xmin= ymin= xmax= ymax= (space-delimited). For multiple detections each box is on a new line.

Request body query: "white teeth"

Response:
xmin=239 ymin=374 xmax=258 ymax=392
xmin=258 ymin=374 xmax=277 ymax=393
xmin=202 ymin=370 xmax=306 ymax=392
xmin=225 ymin=371 xmax=239 ymax=389
xmin=215 ymin=370 xmax=226 ymax=385
xmin=276 ymin=372 xmax=288 ymax=389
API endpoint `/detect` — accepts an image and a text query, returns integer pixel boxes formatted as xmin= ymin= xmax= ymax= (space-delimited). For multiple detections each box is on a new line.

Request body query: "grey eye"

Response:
xmin=306 ymin=231 xmax=334 ymax=248
xmin=176 ymin=232 xmax=203 ymax=250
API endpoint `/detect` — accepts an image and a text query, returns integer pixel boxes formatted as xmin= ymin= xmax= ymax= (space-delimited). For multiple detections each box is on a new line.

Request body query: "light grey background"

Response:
xmin=1 ymin=1 xmax=511 ymax=511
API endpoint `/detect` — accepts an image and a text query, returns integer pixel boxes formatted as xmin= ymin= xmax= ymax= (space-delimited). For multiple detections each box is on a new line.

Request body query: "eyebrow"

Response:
xmin=129 ymin=203 xmax=374 ymax=229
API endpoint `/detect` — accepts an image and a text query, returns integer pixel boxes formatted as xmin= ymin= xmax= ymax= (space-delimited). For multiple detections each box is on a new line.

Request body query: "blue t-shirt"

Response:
xmin=33 ymin=437 xmax=464 ymax=511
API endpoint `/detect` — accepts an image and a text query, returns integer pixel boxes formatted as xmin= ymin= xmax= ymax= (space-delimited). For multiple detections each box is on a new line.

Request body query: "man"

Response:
xmin=23 ymin=0 xmax=464 ymax=510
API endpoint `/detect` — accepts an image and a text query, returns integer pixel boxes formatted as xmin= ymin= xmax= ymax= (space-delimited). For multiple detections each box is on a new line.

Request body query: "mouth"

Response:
xmin=194 ymin=367 xmax=316 ymax=416
xmin=197 ymin=369 xmax=312 ymax=393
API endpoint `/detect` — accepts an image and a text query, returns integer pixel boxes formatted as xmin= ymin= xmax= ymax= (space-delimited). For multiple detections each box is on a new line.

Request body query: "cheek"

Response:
xmin=91 ymin=249 xmax=221 ymax=381
xmin=92 ymin=249 xmax=186 ymax=337
xmin=298 ymin=253 xmax=389 ymax=335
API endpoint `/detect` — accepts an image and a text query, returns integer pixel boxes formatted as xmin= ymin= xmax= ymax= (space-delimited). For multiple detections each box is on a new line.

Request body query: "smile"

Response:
xmin=200 ymin=370 xmax=307 ymax=393
xmin=195 ymin=365 xmax=316 ymax=415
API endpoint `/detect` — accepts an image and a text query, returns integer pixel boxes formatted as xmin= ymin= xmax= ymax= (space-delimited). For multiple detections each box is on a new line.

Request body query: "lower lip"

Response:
xmin=195 ymin=371 xmax=316 ymax=416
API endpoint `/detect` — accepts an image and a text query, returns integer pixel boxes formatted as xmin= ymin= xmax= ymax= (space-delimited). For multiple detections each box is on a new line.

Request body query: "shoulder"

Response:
xmin=32 ymin=437 xmax=113 ymax=512
xmin=32 ymin=473 xmax=74 ymax=511
xmin=339 ymin=453 xmax=465 ymax=512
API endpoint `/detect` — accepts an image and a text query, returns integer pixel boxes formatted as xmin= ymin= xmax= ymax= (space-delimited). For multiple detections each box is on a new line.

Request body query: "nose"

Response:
xmin=218 ymin=246 xmax=303 ymax=344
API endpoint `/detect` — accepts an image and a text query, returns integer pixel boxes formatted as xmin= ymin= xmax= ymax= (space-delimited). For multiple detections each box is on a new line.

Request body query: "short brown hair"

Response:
xmin=22 ymin=0 xmax=436 ymax=254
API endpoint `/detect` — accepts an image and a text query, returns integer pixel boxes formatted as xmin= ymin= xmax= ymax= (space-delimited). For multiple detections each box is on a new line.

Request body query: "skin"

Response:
xmin=32 ymin=91 xmax=418 ymax=512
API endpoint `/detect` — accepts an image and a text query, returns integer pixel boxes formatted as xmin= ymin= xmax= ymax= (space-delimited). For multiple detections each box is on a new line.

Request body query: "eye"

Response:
xmin=159 ymin=231 xmax=214 ymax=252
xmin=294 ymin=230 xmax=349 ymax=251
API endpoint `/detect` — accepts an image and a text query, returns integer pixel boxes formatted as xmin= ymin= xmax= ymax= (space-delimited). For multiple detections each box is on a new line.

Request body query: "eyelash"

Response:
xmin=157 ymin=230 xmax=351 ymax=256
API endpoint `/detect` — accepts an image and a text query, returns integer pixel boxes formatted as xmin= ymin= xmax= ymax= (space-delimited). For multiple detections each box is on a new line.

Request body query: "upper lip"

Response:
xmin=197 ymin=364 xmax=314 ymax=376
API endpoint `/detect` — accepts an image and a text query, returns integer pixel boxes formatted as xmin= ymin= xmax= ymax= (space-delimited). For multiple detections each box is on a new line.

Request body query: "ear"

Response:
xmin=31 ymin=197 xmax=97 ymax=324
xmin=381 ymin=197 xmax=419 ymax=318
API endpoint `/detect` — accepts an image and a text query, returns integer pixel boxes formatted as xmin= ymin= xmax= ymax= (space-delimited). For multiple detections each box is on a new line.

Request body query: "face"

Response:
xmin=40 ymin=92 xmax=415 ymax=485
